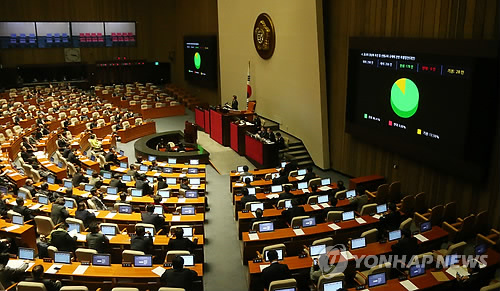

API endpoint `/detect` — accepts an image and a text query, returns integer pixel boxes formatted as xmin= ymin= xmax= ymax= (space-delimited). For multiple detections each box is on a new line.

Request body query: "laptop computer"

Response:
xmin=409 ymin=264 xmax=426 ymax=278
xmin=107 ymin=187 xmax=118 ymax=195
xmin=281 ymin=162 xmax=287 ymax=168
xmin=247 ymin=187 xmax=256 ymax=195
xmin=64 ymin=199 xmax=74 ymax=209
xmin=134 ymin=255 xmax=153 ymax=267
xmin=54 ymin=251 xmax=72 ymax=264
xmin=146 ymin=177 xmax=154 ymax=183
xmin=12 ymin=215 xmax=23 ymax=225
xmin=118 ymin=205 xmax=132 ymax=214
xmin=84 ymin=184 xmax=94 ymax=192
xmin=185 ymin=190 xmax=198 ymax=198
xmin=86 ymin=169 xmax=93 ymax=176
xmin=120 ymin=162 xmax=128 ymax=168
xmin=264 ymin=249 xmax=283 ymax=262
xmin=237 ymin=166 xmax=244 ymax=172
xmin=258 ymin=222 xmax=274 ymax=233
xmin=180 ymin=254 xmax=195 ymax=266
xmin=342 ymin=211 xmax=355 ymax=221
xmin=158 ymin=189 xmax=170 ymax=198
xmin=166 ymin=178 xmax=177 ymax=185
xmin=388 ymin=230 xmax=402 ymax=241
xmin=101 ymin=225 xmax=117 ymax=236
xmin=302 ymin=217 xmax=316 ymax=228
xmin=119 ymin=150 xmax=124 ymax=156
xmin=140 ymin=165 xmax=148 ymax=171
xmin=131 ymin=189 xmax=143 ymax=197
xmin=284 ymin=200 xmax=292 ymax=209
xmin=297 ymin=182 xmax=308 ymax=190
xmin=250 ymin=203 xmax=264 ymax=212
xmin=242 ymin=175 xmax=254 ymax=182
xmin=122 ymin=175 xmax=132 ymax=182
xmin=310 ymin=244 xmax=327 ymax=258
xmin=188 ymin=168 xmax=198 ymax=174
xmin=47 ymin=175 xmax=56 ymax=184
xmin=17 ymin=192 xmax=26 ymax=200
xmin=345 ymin=190 xmax=356 ymax=199
xmin=351 ymin=237 xmax=366 ymax=250
xmin=103 ymin=172 xmax=112 ymax=179
xmin=271 ymin=185 xmax=283 ymax=193
xmin=420 ymin=221 xmax=432 ymax=233
xmin=368 ymin=273 xmax=386 ymax=288
xmin=63 ymin=180 xmax=73 ymax=189
xmin=92 ymin=254 xmax=111 ymax=266
xmin=189 ymin=178 xmax=201 ymax=185
xmin=321 ymin=178 xmax=331 ymax=186
xmin=167 ymin=158 xmax=177 ymax=164
xmin=297 ymin=169 xmax=307 ymax=176
xmin=18 ymin=247 xmax=35 ymax=260
xmin=317 ymin=195 xmax=329 ymax=204
xmin=189 ymin=159 xmax=199 ymax=165
xmin=163 ymin=167 xmax=173 ymax=173
xmin=376 ymin=204 xmax=387 ymax=213
xmin=37 ymin=195 xmax=49 ymax=205
xmin=323 ymin=281 xmax=343 ymax=291
xmin=144 ymin=227 xmax=155 ymax=236
xmin=148 ymin=155 xmax=156 ymax=162
xmin=154 ymin=205 xmax=163 ymax=215
xmin=68 ymin=223 xmax=81 ymax=233
xmin=57 ymin=161 xmax=63 ymax=168
xmin=90 ymin=156 xmax=96 ymax=162
xmin=181 ymin=206 xmax=195 ymax=215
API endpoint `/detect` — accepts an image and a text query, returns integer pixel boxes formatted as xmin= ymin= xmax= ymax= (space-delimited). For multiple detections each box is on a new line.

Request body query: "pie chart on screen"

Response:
xmin=390 ymin=78 xmax=419 ymax=118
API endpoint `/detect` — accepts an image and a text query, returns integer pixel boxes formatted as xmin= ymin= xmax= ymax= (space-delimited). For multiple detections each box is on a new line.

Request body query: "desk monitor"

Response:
xmin=258 ymin=222 xmax=274 ymax=233
xmin=237 ymin=166 xmax=244 ymax=172
xmin=37 ymin=195 xmax=49 ymax=205
xmin=50 ymin=157 xmax=55 ymax=163
xmin=180 ymin=254 xmax=195 ymax=266
xmin=247 ymin=187 xmax=256 ymax=195
xmin=64 ymin=199 xmax=74 ymax=209
xmin=119 ymin=150 xmax=124 ymax=156
xmin=420 ymin=221 xmax=432 ymax=233
xmin=63 ymin=180 xmax=73 ymax=189
xmin=310 ymin=244 xmax=327 ymax=257
xmin=318 ymin=195 xmax=329 ymax=204
xmin=168 ymin=158 xmax=177 ymax=164
xmin=323 ymin=281 xmax=343 ymax=291
xmin=17 ymin=192 xmax=26 ymax=200
xmin=167 ymin=178 xmax=177 ymax=185
xmin=302 ymin=217 xmax=316 ymax=228
xmin=475 ymin=243 xmax=487 ymax=256
xmin=409 ymin=264 xmax=426 ymax=278
xmin=122 ymin=175 xmax=131 ymax=182
xmin=131 ymin=189 xmax=143 ymax=197
xmin=181 ymin=227 xmax=193 ymax=237
xmin=118 ymin=205 xmax=132 ymax=214
xmin=103 ymin=172 xmax=112 ymax=179
xmin=158 ymin=189 xmax=170 ymax=198
xmin=188 ymin=168 xmax=199 ymax=174
xmin=148 ymin=155 xmax=156 ymax=162
xmin=153 ymin=205 xmax=163 ymax=215
xmin=264 ymin=249 xmax=283 ymax=262
xmin=281 ymin=162 xmax=287 ymax=168
xmin=367 ymin=273 xmax=386 ymax=288
xmin=84 ymin=184 xmax=94 ymax=192
xmin=181 ymin=206 xmax=195 ymax=215
xmin=284 ymin=200 xmax=292 ymax=209
xmin=120 ymin=162 xmax=128 ymax=168
xmin=242 ymin=175 xmax=254 ymax=182
xmin=107 ymin=187 xmax=118 ymax=195
xmin=134 ymin=255 xmax=152 ymax=267
xmin=163 ymin=167 xmax=173 ymax=173
xmin=189 ymin=178 xmax=201 ymax=185
xmin=18 ymin=247 xmax=35 ymax=260
xmin=342 ymin=211 xmax=355 ymax=221
xmin=271 ymin=185 xmax=283 ymax=193
xmin=90 ymin=156 xmax=96 ymax=162
xmin=321 ymin=178 xmax=331 ymax=186
xmin=444 ymin=254 xmax=459 ymax=268
xmin=351 ymin=237 xmax=366 ymax=250
xmin=0 ymin=186 xmax=6 ymax=195
xmin=250 ymin=203 xmax=264 ymax=212
xmin=388 ymin=230 xmax=402 ymax=241
xmin=47 ymin=175 xmax=56 ymax=184
xmin=86 ymin=169 xmax=93 ymax=176
xmin=92 ymin=254 xmax=111 ymax=266
xmin=275 ymin=288 xmax=295 ymax=291
xmin=297 ymin=182 xmax=308 ymax=190
xmin=57 ymin=161 xmax=63 ymax=168
xmin=346 ymin=190 xmax=356 ymax=199
xmin=376 ymin=204 xmax=387 ymax=214
xmin=144 ymin=227 xmax=155 ymax=236
xmin=185 ymin=190 xmax=198 ymax=198
xmin=140 ymin=165 xmax=148 ymax=171
xmin=189 ymin=159 xmax=199 ymax=165
xmin=54 ymin=251 xmax=71 ymax=264
xmin=297 ymin=169 xmax=307 ymax=176
xmin=12 ymin=215 xmax=23 ymax=225
xmin=101 ymin=225 xmax=117 ymax=236
xmin=68 ymin=223 xmax=80 ymax=233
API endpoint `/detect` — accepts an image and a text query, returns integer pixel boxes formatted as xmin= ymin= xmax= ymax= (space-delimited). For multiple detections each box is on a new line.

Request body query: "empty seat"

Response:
xmin=165 ymin=250 xmax=190 ymax=263
xmin=122 ymin=250 xmax=144 ymax=263
xmin=75 ymin=248 xmax=97 ymax=262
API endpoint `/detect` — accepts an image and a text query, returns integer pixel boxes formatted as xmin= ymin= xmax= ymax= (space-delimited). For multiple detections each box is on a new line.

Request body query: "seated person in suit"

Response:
xmin=378 ymin=202 xmax=402 ymax=233
xmin=157 ymin=177 xmax=168 ymax=190
xmin=160 ymin=255 xmax=198 ymax=291
xmin=275 ymin=132 xmax=286 ymax=150
xmin=116 ymin=192 xmax=130 ymax=205
xmin=168 ymin=228 xmax=198 ymax=252
xmin=109 ymin=174 xmax=127 ymax=192
xmin=27 ymin=265 xmax=62 ymax=291
xmin=104 ymin=147 xmax=120 ymax=165
xmin=257 ymin=126 xmax=268 ymax=139
xmin=303 ymin=166 xmax=316 ymax=182
xmin=278 ymin=185 xmax=294 ymax=201
xmin=281 ymin=198 xmax=306 ymax=225
xmin=180 ymin=178 xmax=190 ymax=190
xmin=321 ymin=196 xmax=341 ymax=222
xmin=23 ymin=179 xmax=36 ymax=196
xmin=261 ymin=250 xmax=292 ymax=291
xmin=0 ymin=252 xmax=29 ymax=289
xmin=141 ymin=204 xmax=164 ymax=232
xmin=13 ymin=197 xmax=34 ymax=221
xmin=49 ymin=222 xmax=77 ymax=253
xmin=149 ymin=160 xmax=161 ymax=171
xmin=240 ymin=187 xmax=257 ymax=208
xmin=238 ymin=165 xmax=251 ymax=181
xmin=332 ymin=180 xmax=346 ymax=196
xmin=75 ymin=202 xmax=96 ymax=228
xmin=72 ymin=166 xmax=88 ymax=187
xmin=50 ymin=198 xmax=69 ymax=225
xmin=127 ymin=165 xmax=139 ymax=180
xmin=67 ymin=148 xmax=80 ymax=165
xmin=267 ymin=128 xmax=276 ymax=142
xmin=391 ymin=229 xmax=419 ymax=266
xmin=131 ymin=225 xmax=154 ymax=254
xmin=89 ymin=188 xmax=107 ymax=211
xmin=272 ymin=169 xmax=289 ymax=185
xmin=136 ymin=174 xmax=152 ymax=195
xmin=86 ymin=223 xmax=109 ymax=253
xmin=249 ymin=208 xmax=266 ymax=231
xmin=348 ymin=186 xmax=369 ymax=213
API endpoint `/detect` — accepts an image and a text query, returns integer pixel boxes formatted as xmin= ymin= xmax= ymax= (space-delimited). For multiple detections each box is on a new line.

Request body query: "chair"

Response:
xmin=442 ymin=214 xmax=476 ymax=242
xmin=276 ymin=199 xmax=291 ymax=208
xmin=288 ymin=170 xmax=298 ymax=177
xmin=47 ymin=246 xmax=58 ymax=259
xmin=66 ymin=218 xmax=85 ymax=232
xmin=165 ymin=250 xmax=190 ymax=263
xmin=399 ymin=217 xmax=412 ymax=231
xmin=34 ymin=216 xmax=55 ymax=236
xmin=359 ymin=203 xmax=377 ymax=216
xmin=135 ymin=118 xmax=143 ymax=125
xmin=31 ymin=169 xmax=41 ymax=183
xmin=261 ymin=243 xmax=286 ymax=258
xmin=433 ymin=241 xmax=467 ymax=258
xmin=60 ymin=287 xmax=89 ymax=291
xmin=251 ymin=221 xmax=273 ymax=231
xmin=354 ymin=262 xmax=391 ymax=285
xmin=398 ymin=195 xmax=415 ymax=216
xmin=366 ymin=184 xmax=389 ymax=204
xmin=122 ymin=121 xmax=131 ymax=129
xmin=16 ymin=281 xmax=47 ymax=291
xmin=75 ymin=248 xmax=97 ymax=262
xmin=5 ymin=129 xmax=14 ymax=138
xmin=291 ymin=216 xmax=309 ymax=228
xmin=158 ymin=288 xmax=185 ymax=291
xmin=414 ymin=192 xmax=426 ymax=214
xmin=0 ymin=133 xmax=5 ymax=143
xmin=247 ymin=101 xmax=256 ymax=112
xmin=317 ymin=273 xmax=345 ymax=291
xmin=308 ymin=178 xmax=321 ymax=188
xmin=245 ymin=202 xmax=263 ymax=211
xmin=70 ymin=109 xmax=78 ymax=116
xmin=67 ymin=163 xmax=77 ymax=177
xmin=92 ymin=112 xmax=100 ymax=119
xmin=326 ymin=211 xmax=343 ymax=222
xmin=307 ymin=195 xmax=319 ymax=205
xmin=414 ymin=205 xmax=444 ymax=227
xmin=474 ymin=210 xmax=489 ymax=235
xmin=360 ymin=228 xmax=378 ymax=244
xmin=312 ymin=237 xmax=334 ymax=247
xmin=122 ymin=250 xmax=145 ymax=263
xmin=442 ymin=201 xmax=457 ymax=223
xmin=268 ymin=279 xmax=296 ymax=291
xmin=111 ymin=288 xmax=139 ymax=291
xmin=13 ymin=125 xmax=22 ymax=135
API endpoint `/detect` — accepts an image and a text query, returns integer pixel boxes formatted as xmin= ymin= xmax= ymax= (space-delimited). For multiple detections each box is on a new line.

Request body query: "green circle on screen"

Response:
xmin=194 ymin=52 xmax=201 ymax=70
xmin=390 ymin=78 xmax=419 ymax=118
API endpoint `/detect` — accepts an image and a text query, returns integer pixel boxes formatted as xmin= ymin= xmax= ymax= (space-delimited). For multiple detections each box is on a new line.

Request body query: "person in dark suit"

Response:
xmin=23 ymin=179 xmax=37 ymax=196
xmin=105 ymin=148 xmax=120 ymax=165
xmin=67 ymin=148 xmax=80 ymax=165
xmin=180 ymin=178 xmax=190 ymax=190
xmin=131 ymin=226 xmax=154 ymax=254
xmin=267 ymin=128 xmax=276 ymax=142
xmin=13 ymin=197 xmax=34 ymax=221
xmin=136 ymin=174 xmax=152 ymax=195
xmin=27 ymin=265 xmax=62 ymax=291
xmin=109 ymin=174 xmax=126 ymax=192
xmin=275 ymin=132 xmax=286 ymax=150
xmin=379 ymin=202 xmax=402 ymax=233
xmin=49 ymin=222 xmax=77 ymax=253
xmin=303 ymin=166 xmax=316 ymax=182
xmin=148 ymin=160 xmax=161 ymax=171
xmin=240 ymin=187 xmax=257 ymax=208
xmin=141 ymin=204 xmax=164 ymax=232
xmin=168 ymin=228 xmax=198 ymax=252
xmin=238 ymin=165 xmax=252 ymax=181
xmin=272 ymin=170 xmax=289 ymax=185
xmin=89 ymin=188 xmax=107 ymax=211
xmin=127 ymin=165 xmax=139 ymax=180
xmin=86 ymin=223 xmax=109 ymax=253
xmin=261 ymin=250 xmax=292 ymax=290
xmin=231 ymin=95 xmax=238 ymax=110
xmin=160 ymin=256 xmax=198 ymax=291
xmin=50 ymin=198 xmax=69 ymax=225
xmin=278 ymin=185 xmax=294 ymax=201
xmin=249 ymin=208 xmax=267 ymax=231
xmin=391 ymin=229 xmax=419 ymax=265
xmin=72 ymin=167 xmax=88 ymax=187
xmin=0 ymin=252 xmax=28 ymax=289
xmin=157 ymin=177 xmax=168 ymax=190
xmin=321 ymin=196 xmax=342 ymax=222
xmin=75 ymin=202 xmax=95 ymax=228
xmin=281 ymin=199 xmax=306 ymax=224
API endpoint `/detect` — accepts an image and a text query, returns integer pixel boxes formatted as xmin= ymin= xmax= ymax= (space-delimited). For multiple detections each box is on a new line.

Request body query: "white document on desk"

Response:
xmin=152 ymin=266 xmax=166 ymax=276
xmin=318 ymin=186 xmax=331 ymax=191
xmin=234 ymin=183 xmax=245 ymax=187
xmin=126 ymin=196 xmax=133 ymax=201
xmin=178 ymin=198 xmax=186 ymax=203
xmin=171 ymin=216 xmax=181 ymax=222
xmin=266 ymin=194 xmax=279 ymax=199
xmin=154 ymin=172 xmax=161 ymax=177
xmin=328 ymin=223 xmax=341 ymax=230
xmin=400 ymin=280 xmax=418 ymax=291
xmin=104 ymin=195 xmax=118 ymax=201
xmin=248 ymin=233 xmax=260 ymax=241
xmin=72 ymin=265 xmax=88 ymax=275
xmin=414 ymin=234 xmax=429 ymax=242
xmin=355 ymin=217 xmax=367 ymax=224
xmin=296 ymin=176 xmax=305 ymax=181
xmin=310 ymin=205 xmax=321 ymax=210
xmin=4 ymin=225 xmax=21 ymax=232
xmin=372 ymin=214 xmax=381 ymax=220
xmin=191 ymin=185 xmax=199 ymax=189
xmin=104 ymin=212 xmax=117 ymax=219
xmin=446 ymin=265 xmax=470 ymax=278
xmin=6 ymin=260 xmax=32 ymax=270
xmin=320 ymin=203 xmax=330 ymax=208
xmin=29 ymin=204 xmax=42 ymax=210
xmin=293 ymin=228 xmax=305 ymax=236
xmin=340 ymin=251 xmax=354 ymax=260
xmin=259 ymin=264 xmax=270 ymax=272
xmin=302 ymin=189 xmax=310 ymax=193
xmin=115 ymin=167 xmax=126 ymax=172
xmin=45 ymin=264 xmax=63 ymax=274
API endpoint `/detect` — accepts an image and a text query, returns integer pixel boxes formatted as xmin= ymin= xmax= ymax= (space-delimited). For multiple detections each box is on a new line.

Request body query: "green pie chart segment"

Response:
xmin=390 ymin=78 xmax=419 ymax=118
xmin=194 ymin=52 xmax=201 ymax=70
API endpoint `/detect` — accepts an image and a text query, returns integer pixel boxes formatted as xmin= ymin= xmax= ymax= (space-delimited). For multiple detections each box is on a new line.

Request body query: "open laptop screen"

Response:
xmin=92 ymin=254 xmax=111 ymax=266
xmin=54 ymin=251 xmax=71 ymax=264
xmin=134 ymin=255 xmax=152 ymax=267
xmin=18 ymin=247 xmax=35 ymax=260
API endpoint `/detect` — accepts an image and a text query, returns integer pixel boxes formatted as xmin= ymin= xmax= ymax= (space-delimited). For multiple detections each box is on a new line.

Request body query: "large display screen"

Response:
xmin=184 ymin=36 xmax=217 ymax=86
xmin=346 ymin=38 xmax=498 ymax=179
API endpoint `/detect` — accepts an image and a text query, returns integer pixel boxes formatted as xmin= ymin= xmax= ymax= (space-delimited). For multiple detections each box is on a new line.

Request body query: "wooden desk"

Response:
xmin=245 ymin=134 xmax=278 ymax=169
xmin=210 ymin=109 xmax=253 ymax=146
xmin=349 ymin=175 xmax=385 ymax=191
xmin=118 ymin=122 xmax=156 ymax=143
xmin=0 ymin=219 xmax=37 ymax=251
xmin=230 ymin=122 xmax=254 ymax=155
xmin=141 ymin=105 xmax=185 ymax=119
xmin=37 ymin=157 xmax=67 ymax=180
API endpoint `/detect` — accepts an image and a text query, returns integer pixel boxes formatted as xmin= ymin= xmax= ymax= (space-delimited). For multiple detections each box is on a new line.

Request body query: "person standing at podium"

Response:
xmin=231 ymin=95 xmax=239 ymax=110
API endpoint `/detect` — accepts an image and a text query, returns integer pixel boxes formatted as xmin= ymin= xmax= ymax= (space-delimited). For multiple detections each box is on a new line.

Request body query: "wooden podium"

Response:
xmin=184 ymin=121 xmax=198 ymax=144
